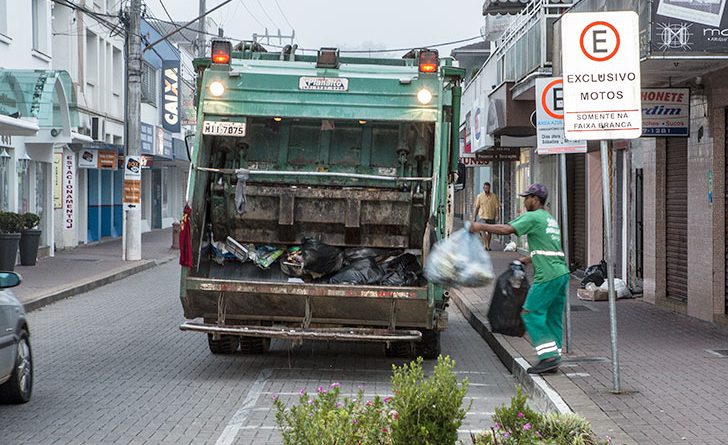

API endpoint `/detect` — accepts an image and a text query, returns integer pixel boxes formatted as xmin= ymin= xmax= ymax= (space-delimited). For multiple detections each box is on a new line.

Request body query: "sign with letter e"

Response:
xmin=562 ymin=12 xmax=642 ymax=140
xmin=535 ymin=77 xmax=587 ymax=155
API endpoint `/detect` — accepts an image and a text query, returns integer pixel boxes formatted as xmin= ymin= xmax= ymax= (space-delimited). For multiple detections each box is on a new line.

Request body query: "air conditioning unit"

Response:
xmin=91 ymin=116 xmax=105 ymax=141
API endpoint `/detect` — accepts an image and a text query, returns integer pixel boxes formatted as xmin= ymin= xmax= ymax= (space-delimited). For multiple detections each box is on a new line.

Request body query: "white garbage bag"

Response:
xmin=424 ymin=223 xmax=495 ymax=287
xmin=599 ymin=279 xmax=631 ymax=299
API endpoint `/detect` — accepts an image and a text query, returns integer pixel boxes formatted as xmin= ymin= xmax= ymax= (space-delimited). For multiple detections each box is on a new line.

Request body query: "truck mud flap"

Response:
xmin=180 ymin=321 xmax=423 ymax=343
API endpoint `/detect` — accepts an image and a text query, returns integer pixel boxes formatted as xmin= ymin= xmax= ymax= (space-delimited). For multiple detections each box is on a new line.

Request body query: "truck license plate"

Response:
xmin=202 ymin=121 xmax=246 ymax=137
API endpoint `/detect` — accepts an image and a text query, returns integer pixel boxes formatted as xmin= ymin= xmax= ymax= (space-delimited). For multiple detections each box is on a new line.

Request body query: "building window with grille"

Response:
xmin=141 ymin=62 xmax=157 ymax=106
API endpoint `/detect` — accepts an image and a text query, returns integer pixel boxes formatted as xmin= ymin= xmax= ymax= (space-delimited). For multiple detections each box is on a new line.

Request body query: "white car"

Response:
xmin=0 ymin=272 xmax=32 ymax=404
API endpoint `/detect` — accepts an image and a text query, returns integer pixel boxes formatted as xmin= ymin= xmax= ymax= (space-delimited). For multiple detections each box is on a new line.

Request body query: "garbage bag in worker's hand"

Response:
xmin=488 ymin=261 xmax=529 ymax=337
xmin=424 ymin=224 xmax=495 ymax=287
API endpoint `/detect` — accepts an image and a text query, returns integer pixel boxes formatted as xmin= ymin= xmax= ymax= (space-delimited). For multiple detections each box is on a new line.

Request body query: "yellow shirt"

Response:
xmin=474 ymin=192 xmax=500 ymax=220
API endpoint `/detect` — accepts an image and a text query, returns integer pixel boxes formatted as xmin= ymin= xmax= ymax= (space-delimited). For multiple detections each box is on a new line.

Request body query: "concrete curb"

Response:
xmin=23 ymin=255 xmax=177 ymax=312
xmin=451 ymin=290 xmax=571 ymax=414
xmin=451 ymin=289 xmax=636 ymax=444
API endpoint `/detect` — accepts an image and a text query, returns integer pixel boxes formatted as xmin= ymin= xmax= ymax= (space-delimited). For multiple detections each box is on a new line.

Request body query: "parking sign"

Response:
xmin=535 ymin=77 xmax=587 ymax=155
xmin=562 ymin=12 xmax=642 ymax=140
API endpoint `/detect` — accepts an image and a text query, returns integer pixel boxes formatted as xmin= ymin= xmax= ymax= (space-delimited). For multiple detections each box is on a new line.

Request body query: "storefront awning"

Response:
xmin=0 ymin=114 xmax=39 ymax=136
xmin=0 ymin=69 xmax=80 ymax=139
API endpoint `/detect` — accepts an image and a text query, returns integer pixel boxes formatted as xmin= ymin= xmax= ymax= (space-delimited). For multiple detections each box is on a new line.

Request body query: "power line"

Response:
xmin=259 ymin=35 xmax=485 ymax=54
xmin=238 ymin=0 xmax=266 ymax=30
xmin=143 ymin=0 xmax=234 ymax=52
xmin=273 ymin=0 xmax=293 ymax=30
xmin=51 ymin=0 xmax=124 ymax=35
xmin=254 ymin=0 xmax=278 ymax=29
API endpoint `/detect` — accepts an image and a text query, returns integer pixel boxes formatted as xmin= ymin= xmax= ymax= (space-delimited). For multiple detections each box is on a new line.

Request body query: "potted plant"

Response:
xmin=0 ymin=212 xmax=23 ymax=271
xmin=19 ymin=212 xmax=41 ymax=266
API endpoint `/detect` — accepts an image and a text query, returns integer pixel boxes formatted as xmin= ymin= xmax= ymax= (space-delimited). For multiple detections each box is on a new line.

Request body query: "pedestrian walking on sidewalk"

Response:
xmin=470 ymin=183 xmax=569 ymax=374
xmin=473 ymin=182 xmax=500 ymax=251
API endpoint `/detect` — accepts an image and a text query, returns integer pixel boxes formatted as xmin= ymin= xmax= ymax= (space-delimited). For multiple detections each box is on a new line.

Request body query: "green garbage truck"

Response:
xmin=179 ymin=40 xmax=464 ymax=358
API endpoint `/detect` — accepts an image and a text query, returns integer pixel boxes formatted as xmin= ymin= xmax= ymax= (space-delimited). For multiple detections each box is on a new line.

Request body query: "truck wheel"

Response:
xmin=240 ymin=337 xmax=270 ymax=354
xmin=207 ymin=334 xmax=239 ymax=354
xmin=385 ymin=341 xmax=413 ymax=358
xmin=415 ymin=329 xmax=441 ymax=360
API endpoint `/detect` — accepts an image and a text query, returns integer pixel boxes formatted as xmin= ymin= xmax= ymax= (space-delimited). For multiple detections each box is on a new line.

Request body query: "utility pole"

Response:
xmin=124 ymin=0 xmax=142 ymax=261
xmin=197 ymin=0 xmax=206 ymax=57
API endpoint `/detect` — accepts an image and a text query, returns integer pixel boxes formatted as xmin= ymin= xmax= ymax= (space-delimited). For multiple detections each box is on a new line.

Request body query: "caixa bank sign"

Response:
xmin=161 ymin=61 xmax=180 ymax=133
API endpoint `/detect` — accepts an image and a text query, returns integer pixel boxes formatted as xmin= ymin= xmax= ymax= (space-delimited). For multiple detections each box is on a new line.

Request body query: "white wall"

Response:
xmin=0 ymin=0 xmax=52 ymax=69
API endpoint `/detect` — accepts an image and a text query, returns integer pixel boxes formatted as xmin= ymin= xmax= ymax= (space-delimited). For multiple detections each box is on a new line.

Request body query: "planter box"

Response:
xmin=0 ymin=233 xmax=20 ymax=271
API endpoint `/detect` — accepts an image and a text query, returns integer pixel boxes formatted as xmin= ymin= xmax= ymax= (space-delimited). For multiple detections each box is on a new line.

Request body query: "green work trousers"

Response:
xmin=521 ymin=273 xmax=569 ymax=360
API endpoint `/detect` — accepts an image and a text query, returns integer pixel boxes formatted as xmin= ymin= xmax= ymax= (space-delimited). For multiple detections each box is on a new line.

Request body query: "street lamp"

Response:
xmin=17 ymin=152 xmax=31 ymax=175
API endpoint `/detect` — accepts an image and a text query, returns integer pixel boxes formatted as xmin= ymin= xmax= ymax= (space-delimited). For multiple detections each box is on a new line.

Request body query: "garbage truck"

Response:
xmin=179 ymin=40 xmax=464 ymax=358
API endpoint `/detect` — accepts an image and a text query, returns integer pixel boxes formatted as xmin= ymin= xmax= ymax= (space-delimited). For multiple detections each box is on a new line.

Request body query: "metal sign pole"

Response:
xmin=600 ymin=139 xmax=621 ymax=393
xmin=559 ymin=153 xmax=572 ymax=354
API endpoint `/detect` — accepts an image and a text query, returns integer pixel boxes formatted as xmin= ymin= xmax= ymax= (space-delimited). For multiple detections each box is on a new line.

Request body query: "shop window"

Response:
xmin=0 ymin=147 xmax=10 ymax=211
xmin=17 ymin=161 xmax=30 ymax=214
xmin=162 ymin=167 xmax=170 ymax=218
xmin=34 ymin=161 xmax=49 ymax=246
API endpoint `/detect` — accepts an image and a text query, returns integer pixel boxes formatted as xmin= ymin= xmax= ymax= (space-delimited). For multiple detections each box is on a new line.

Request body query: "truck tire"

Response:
xmin=239 ymin=337 xmax=270 ymax=354
xmin=207 ymin=334 xmax=239 ymax=354
xmin=385 ymin=341 xmax=413 ymax=358
xmin=415 ymin=329 xmax=441 ymax=360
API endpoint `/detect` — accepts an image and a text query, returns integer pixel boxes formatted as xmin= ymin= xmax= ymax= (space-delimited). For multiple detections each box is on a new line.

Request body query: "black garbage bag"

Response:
xmin=378 ymin=253 xmax=423 ymax=286
xmin=301 ymin=238 xmax=344 ymax=277
xmin=580 ymin=260 xmax=607 ymax=288
xmin=343 ymin=248 xmax=399 ymax=265
xmin=487 ymin=261 xmax=529 ymax=337
xmin=381 ymin=253 xmax=421 ymax=274
xmin=329 ymin=258 xmax=383 ymax=285
xmin=379 ymin=270 xmax=419 ymax=286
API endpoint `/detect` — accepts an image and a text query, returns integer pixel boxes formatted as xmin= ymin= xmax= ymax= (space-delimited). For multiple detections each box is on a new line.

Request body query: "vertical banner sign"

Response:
xmin=53 ymin=152 xmax=62 ymax=209
xmin=162 ymin=60 xmax=180 ymax=133
xmin=562 ymin=12 xmax=642 ymax=140
xmin=535 ymin=77 xmax=587 ymax=155
xmin=123 ymin=156 xmax=142 ymax=210
xmin=64 ymin=152 xmax=75 ymax=229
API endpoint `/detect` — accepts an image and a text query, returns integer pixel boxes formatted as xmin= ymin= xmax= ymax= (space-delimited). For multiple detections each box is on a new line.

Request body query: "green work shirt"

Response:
xmin=509 ymin=209 xmax=569 ymax=283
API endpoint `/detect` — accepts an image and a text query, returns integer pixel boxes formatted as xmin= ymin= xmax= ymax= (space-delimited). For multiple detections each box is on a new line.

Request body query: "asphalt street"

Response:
xmin=0 ymin=262 xmax=517 ymax=445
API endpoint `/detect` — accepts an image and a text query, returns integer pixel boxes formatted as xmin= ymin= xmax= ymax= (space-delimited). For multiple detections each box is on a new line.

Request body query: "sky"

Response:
xmin=145 ymin=0 xmax=486 ymax=58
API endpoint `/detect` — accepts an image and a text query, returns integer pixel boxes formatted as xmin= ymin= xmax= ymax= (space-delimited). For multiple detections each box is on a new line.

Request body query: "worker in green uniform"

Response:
xmin=470 ymin=183 xmax=569 ymax=374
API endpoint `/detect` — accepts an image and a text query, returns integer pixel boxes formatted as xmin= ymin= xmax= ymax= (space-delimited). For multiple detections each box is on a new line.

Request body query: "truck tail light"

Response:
xmin=419 ymin=50 xmax=439 ymax=73
xmin=211 ymin=40 xmax=231 ymax=64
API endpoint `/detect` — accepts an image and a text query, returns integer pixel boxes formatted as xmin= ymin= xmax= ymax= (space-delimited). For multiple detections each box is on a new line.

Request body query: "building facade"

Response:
xmin=466 ymin=0 xmax=728 ymax=324
xmin=0 ymin=0 xmax=87 ymax=258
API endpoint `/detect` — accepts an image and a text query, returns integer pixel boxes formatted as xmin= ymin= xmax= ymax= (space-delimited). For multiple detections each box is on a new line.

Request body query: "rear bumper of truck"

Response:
xmin=181 ymin=276 xmax=441 ymax=332
xmin=179 ymin=321 xmax=423 ymax=342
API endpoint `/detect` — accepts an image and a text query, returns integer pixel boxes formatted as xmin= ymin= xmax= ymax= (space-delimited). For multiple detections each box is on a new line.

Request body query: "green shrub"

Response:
xmin=20 ymin=212 xmax=40 ymax=230
xmin=0 ymin=212 xmax=23 ymax=234
xmin=274 ymin=384 xmax=393 ymax=445
xmin=472 ymin=387 xmax=609 ymax=445
xmin=390 ymin=355 xmax=469 ymax=445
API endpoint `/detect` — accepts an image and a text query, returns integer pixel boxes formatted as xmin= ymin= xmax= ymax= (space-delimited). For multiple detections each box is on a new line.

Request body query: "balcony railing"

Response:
xmin=490 ymin=0 xmax=574 ymax=86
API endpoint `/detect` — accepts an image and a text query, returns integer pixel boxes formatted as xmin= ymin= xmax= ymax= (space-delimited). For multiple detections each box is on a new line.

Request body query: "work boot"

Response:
xmin=527 ymin=357 xmax=560 ymax=374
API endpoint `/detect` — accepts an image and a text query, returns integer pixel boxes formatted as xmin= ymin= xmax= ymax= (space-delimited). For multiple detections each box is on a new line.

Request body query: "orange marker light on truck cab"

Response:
xmin=211 ymin=40 xmax=231 ymax=64
xmin=418 ymin=50 xmax=439 ymax=73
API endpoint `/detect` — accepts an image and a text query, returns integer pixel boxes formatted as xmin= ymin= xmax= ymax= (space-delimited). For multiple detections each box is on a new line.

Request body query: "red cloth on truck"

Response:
xmin=179 ymin=205 xmax=193 ymax=268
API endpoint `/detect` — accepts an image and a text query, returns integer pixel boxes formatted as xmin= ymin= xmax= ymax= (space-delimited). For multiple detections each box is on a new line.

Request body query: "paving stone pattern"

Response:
xmin=467 ymin=247 xmax=728 ymax=445
xmin=0 ymin=262 xmax=518 ymax=445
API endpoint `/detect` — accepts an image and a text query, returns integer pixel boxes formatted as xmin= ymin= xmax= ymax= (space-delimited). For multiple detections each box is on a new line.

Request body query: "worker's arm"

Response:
xmin=469 ymin=222 xmax=516 ymax=236
xmin=473 ymin=205 xmax=480 ymax=222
